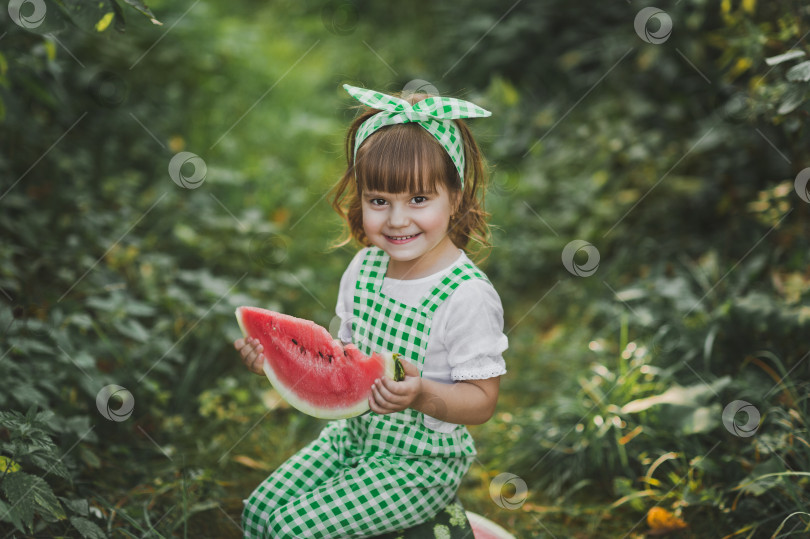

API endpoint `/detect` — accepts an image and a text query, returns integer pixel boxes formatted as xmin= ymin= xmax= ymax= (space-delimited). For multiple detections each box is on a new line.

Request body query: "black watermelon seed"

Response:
xmin=292 ymin=338 xmax=298 ymax=345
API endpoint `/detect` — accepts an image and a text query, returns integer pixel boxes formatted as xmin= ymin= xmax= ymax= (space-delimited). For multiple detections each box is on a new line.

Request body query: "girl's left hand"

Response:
xmin=369 ymin=358 xmax=422 ymax=414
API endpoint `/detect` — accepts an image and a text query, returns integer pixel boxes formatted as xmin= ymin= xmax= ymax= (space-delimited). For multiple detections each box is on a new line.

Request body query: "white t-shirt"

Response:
xmin=335 ymin=247 xmax=508 ymax=432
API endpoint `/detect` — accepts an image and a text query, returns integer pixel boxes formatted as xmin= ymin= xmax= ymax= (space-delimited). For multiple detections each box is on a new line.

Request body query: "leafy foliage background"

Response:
xmin=1 ymin=0 xmax=809 ymax=536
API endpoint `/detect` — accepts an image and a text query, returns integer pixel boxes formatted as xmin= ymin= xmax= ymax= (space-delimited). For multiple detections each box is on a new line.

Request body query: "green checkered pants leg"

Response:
xmin=242 ymin=422 xmax=468 ymax=538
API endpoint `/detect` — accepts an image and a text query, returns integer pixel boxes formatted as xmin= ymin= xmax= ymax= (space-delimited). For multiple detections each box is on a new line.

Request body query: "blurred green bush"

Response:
xmin=1 ymin=0 xmax=808 ymax=536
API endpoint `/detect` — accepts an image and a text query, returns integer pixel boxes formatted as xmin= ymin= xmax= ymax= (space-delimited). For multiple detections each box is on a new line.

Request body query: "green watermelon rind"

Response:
xmin=235 ymin=307 xmax=400 ymax=420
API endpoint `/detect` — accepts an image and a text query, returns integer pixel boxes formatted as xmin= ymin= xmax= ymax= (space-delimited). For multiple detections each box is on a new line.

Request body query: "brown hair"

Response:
xmin=328 ymin=91 xmax=493 ymax=264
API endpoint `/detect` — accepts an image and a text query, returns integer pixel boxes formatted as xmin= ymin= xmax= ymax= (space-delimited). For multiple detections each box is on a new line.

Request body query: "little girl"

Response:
xmin=234 ymin=83 xmax=508 ymax=538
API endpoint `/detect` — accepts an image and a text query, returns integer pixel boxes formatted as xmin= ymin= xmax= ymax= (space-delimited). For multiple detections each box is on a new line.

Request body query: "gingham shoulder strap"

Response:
xmin=355 ymin=247 xmax=491 ymax=314
xmin=355 ymin=246 xmax=388 ymax=293
xmin=419 ymin=260 xmax=490 ymax=315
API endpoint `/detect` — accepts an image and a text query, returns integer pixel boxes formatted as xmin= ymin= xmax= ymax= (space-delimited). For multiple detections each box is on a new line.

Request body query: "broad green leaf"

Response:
xmin=79 ymin=446 xmax=101 ymax=469
xmin=59 ymin=497 xmax=89 ymax=517
xmin=110 ymin=0 xmax=127 ymax=32
xmin=621 ymin=376 xmax=731 ymax=413
xmin=95 ymin=12 xmax=115 ymax=32
xmin=660 ymin=403 xmax=721 ymax=434
xmin=70 ymin=516 xmax=106 ymax=539
xmin=736 ymin=458 xmax=784 ymax=495
xmin=30 ymin=451 xmax=72 ymax=482
xmin=0 ymin=455 xmax=21 ymax=474
xmin=121 ymin=0 xmax=163 ymax=25
xmin=777 ymin=86 xmax=806 ymax=115
xmin=44 ymin=40 xmax=57 ymax=62
xmin=1 ymin=471 xmax=65 ymax=523
xmin=786 ymin=61 xmax=810 ymax=82
xmin=59 ymin=0 xmax=116 ymax=32
xmin=764 ymin=50 xmax=806 ymax=66
xmin=0 ymin=498 xmax=26 ymax=533
xmin=113 ymin=318 xmax=150 ymax=343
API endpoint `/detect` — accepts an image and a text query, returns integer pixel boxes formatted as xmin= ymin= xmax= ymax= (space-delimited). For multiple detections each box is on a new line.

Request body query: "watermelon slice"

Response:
xmin=235 ymin=306 xmax=404 ymax=419
xmin=466 ymin=511 xmax=516 ymax=539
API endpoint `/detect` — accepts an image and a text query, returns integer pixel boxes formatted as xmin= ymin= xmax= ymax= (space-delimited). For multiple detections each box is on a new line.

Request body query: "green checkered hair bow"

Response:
xmin=343 ymin=84 xmax=491 ymax=187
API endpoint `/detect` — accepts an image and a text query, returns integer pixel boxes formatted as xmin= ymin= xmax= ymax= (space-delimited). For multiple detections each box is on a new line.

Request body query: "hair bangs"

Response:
xmin=354 ymin=123 xmax=457 ymax=196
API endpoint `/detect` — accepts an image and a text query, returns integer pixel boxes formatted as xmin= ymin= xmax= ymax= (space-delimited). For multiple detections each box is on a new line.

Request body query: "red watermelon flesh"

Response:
xmin=235 ymin=306 xmax=403 ymax=419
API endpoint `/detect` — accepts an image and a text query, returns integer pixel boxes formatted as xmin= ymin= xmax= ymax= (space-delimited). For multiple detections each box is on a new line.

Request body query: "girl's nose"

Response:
xmin=387 ymin=204 xmax=409 ymax=227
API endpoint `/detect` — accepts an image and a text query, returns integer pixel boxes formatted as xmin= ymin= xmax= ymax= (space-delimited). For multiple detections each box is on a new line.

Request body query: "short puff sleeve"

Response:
xmin=439 ymin=279 xmax=508 ymax=381
xmin=335 ymin=248 xmax=366 ymax=344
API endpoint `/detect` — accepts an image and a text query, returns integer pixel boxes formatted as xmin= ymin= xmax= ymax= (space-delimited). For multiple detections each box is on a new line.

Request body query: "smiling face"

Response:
xmin=361 ymin=183 xmax=460 ymax=280
xmin=353 ymin=122 xmax=464 ymax=280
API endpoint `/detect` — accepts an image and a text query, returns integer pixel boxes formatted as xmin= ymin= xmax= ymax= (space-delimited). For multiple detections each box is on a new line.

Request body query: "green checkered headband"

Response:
xmin=343 ymin=84 xmax=491 ymax=187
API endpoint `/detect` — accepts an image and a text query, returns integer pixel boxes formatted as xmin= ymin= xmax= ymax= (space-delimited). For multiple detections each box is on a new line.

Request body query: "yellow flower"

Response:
xmin=647 ymin=507 xmax=688 ymax=534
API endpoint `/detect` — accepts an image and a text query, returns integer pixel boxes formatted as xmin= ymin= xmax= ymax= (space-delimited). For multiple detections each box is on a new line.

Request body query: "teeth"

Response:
xmin=389 ymin=234 xmax=416 ymax=240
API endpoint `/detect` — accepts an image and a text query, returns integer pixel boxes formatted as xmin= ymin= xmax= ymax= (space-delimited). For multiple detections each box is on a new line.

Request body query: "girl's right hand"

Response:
xmin=234 ymin=337 xmax=267 ymax=375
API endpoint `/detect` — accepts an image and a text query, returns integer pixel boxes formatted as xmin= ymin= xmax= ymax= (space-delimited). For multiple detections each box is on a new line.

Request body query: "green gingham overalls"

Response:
xmin=242 ymin=246 xmax=491 ymax=538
